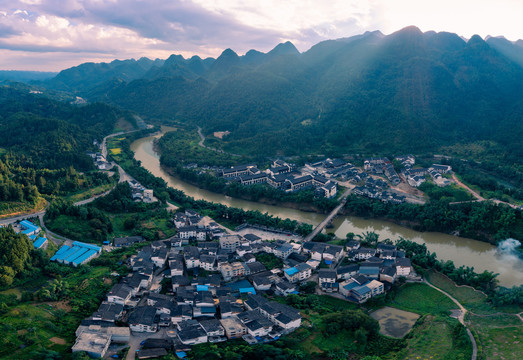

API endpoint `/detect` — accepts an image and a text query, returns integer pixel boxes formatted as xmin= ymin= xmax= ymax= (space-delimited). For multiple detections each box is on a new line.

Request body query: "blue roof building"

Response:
xmin=33 ymin=237 xmax=47 ymax=249
xmin=51 ymin=241 xmax=101 ymax=266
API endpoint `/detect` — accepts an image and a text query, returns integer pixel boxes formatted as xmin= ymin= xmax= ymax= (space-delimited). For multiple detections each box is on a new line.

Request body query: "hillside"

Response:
xmin=42 ymin=27 xmax=523 ymax=161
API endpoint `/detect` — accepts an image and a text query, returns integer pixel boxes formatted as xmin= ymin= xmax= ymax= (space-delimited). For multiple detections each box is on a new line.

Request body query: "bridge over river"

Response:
xmin=303 ymin=188 xmax=351 ymax=242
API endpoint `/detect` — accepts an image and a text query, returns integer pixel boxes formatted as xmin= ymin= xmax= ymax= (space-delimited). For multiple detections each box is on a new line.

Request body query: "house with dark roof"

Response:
xmin=107 ymin=283 xmax=133 ymax=305
xmin=199 ymin=318 xmax=225 ymax=337
xmin=380 ymin=265 xmax=397 ymax=283
xmin=318 ymin=269 xmax=337 ymax=288
xmin=128 ymin=306 xmax=158 ymax=333
xmin=337 ymin=264 xmax=359 ymax=280
xmin=274 ymin=280 xmax=297 ymax=297
xmin=114 ymin=236 xmax=145 ymax=247
xmin=177 ymin=322 xmax=208 ymax=345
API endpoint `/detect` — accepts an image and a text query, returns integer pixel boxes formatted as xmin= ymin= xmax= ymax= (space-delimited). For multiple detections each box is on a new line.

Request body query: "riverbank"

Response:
xmin=160 ymin=164 xmax=331 ymax=214
xmin=131 ymin=129 xmax=523 ymax=287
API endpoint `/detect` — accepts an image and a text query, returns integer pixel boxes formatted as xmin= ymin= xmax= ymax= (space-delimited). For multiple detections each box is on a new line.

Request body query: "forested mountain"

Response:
xmin=43 ymin=27 xmax=523 ymax=159
xmin=0 ymin=86 xmax=132 ymax=203
xmin=41 ymin=57 xmax=165 ymax=93
xmin=0 ymin=71 xmax=56 ymax=83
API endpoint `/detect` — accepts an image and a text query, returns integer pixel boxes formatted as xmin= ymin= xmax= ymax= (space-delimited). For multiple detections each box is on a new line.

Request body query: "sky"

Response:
xmin=1 ymin=0 xmax=522 ymax=71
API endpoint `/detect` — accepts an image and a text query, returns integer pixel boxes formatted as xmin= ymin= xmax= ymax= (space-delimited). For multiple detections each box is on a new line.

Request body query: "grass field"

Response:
xmin=384 ymin=315 xmax=470 ymax=360
xmin=65 ymin=182 xmax=115 ymax=203
xmin=426 ymin=270 xmax=491 ymax=314
xmin=469 ymin=313 xmax=523 ymax=360
xmin=0 ymin=264 xmax=113 ymax=360
xmin=389 ymin=283 xmax=456 ymax=315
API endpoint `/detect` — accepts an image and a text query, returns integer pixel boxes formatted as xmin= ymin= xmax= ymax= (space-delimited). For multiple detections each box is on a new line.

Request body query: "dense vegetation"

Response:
xmin=0 ymin=87 xmax=131 ymax=214
xmin=0 ymin=227 xmax=33 ymax=287
xmin=65 ymin=27 xmax=522 ymax=167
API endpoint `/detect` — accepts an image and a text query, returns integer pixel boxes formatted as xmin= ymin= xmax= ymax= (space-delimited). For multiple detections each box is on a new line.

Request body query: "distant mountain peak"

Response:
xmin=268 ymin=41 xmax=300 ymax=56
xmin=219 ymin=48 xmax=239 ymax=58
xmin=396 ymin=25 xmax=423 ymax=35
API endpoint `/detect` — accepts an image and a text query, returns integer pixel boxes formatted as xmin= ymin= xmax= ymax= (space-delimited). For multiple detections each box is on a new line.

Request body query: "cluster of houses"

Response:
xmin=399 ymin=156 xmax=452 ymax=188
xmin=352 ymin=177 xmax=406 ymax=204
xmin=173 ymin=210 xmax=226 ymax=241
xmin=70 ymin=203 xmax=419 ymax=358
xmin=72 ymin=233 xmax=303 ymax=358
xmin=364 ymin=157 xmax=401 ymax=186
xmin=87 ymin=151 xmax=112 ymax=171
xmin=4 ymin=219 xmax=48 ymax=249
xmin=126 ymin=179 xmax=156 ymax=203
xmin=218 ymin=160 xmax=338 ymax=198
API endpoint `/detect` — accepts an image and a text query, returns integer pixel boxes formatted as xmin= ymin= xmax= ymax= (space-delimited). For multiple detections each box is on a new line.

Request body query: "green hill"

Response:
xmin=42 ymin=27 xmax=523 ymax=161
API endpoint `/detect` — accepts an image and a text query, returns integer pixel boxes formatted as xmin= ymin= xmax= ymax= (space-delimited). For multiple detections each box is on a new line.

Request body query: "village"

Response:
xmin=211 ymin=155 xmax=453 ymax=204
xmin=56 ymin=207 xmax=419 ymax=359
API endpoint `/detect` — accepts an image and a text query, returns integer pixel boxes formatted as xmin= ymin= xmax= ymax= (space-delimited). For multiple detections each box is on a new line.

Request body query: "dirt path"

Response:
xmin=424 ymin=280 xmax=478 ymax=360
xmin=197 ymin=126 xmax=241 ymax=157
xmin=452 ymin=174 xmax=484 ymax=201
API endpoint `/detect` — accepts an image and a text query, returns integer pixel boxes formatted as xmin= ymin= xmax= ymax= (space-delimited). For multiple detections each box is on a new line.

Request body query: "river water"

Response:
xmin=131 ymin=128 xmax=523 ymax=287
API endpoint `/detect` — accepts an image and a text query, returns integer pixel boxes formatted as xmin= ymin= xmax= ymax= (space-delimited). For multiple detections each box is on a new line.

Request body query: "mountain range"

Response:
xmin=37 ymin=26 xmax=523 ymax=158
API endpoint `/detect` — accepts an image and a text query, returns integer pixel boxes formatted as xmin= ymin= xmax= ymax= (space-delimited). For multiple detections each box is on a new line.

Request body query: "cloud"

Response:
xmin=1 ymin=0 xmax=522 ymax=71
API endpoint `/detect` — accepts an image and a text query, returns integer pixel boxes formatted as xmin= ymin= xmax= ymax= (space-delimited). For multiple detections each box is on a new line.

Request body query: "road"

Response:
xmin=303 ymin=188 xmax=351 ymax=242
xmin=452 ymin=174 xmax=484 ymax=201
xmin=452 ymin=173 xmax=519 ymax=209
xmin=101 ymin=130 xmax=140 ymax=159
xmin=424 ymin=280 xmax=478 ymax=360
xmin=196 ymin=126 xmax=241 ymax=157
xmin=1 ymin=128 xmax=142 ymax=247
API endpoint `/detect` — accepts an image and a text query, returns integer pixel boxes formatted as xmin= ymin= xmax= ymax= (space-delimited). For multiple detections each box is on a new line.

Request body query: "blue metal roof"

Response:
xmin=239 ymin=287 xmax=256 ymax=294
xmin=33 ymin=238 xmax=47 ymax=249
xmin=56 ymin=246 xmax=83 ymax=262
xmin=50 ymin=245 xmax=70 ymax=261
xmin=196 ymin=285 xmax=209 ymax=291
xmin=71 ymin=249 xmax=97 ymax=266
xmin=353 ymin=285 xmax=371 ymax=295
xmin=63 ymin=247 xmax=89 ymax=264
xmin=72 ymin=241 xmax=101 ymax=252
xmin=343 ymin=282 xmax=359 ymax=291
xmin=284 ymin=267 xmax=298 ymax=276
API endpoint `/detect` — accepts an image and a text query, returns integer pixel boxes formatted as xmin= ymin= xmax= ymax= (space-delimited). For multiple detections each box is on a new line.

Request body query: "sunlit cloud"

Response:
xmin=0 ymin=0 xmax=522 ymax=71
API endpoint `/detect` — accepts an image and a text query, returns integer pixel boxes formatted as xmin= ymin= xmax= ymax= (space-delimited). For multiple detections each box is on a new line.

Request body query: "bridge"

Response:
xmin=303 ymin=188 xmax=351 ymax=242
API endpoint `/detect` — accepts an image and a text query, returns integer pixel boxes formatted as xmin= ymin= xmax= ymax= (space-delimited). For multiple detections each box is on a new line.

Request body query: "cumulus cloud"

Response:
xmin=0 ymin=0 xmax=522 ymax=70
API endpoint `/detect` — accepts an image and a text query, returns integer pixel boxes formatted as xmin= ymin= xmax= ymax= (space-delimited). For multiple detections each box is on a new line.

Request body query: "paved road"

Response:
xmin=303 ymin=188 xmax=351 ymax=242
xmin=424 ymin=280 xmax=478 ymax=360
xmin=0 ymin=210 xmax=46 ymax=226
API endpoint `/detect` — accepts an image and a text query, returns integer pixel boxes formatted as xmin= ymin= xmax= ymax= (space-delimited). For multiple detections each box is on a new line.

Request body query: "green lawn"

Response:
xmin=389 ymin=283 xmax=456 ymax=315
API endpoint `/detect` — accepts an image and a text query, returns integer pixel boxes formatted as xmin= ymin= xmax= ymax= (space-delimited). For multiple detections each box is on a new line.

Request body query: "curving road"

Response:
xmin=197 ymin=126 xmax=241 ymax=157
xmin=424 ymin=280 xmax=478 ymax=360
xmin=1 ymin=128 xmax=142 ymax=247
xmin=452 ymin=173 xmax=519 ymax=209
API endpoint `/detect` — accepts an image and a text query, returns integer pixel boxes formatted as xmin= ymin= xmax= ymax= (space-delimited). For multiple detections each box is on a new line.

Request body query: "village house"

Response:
xmin=220 ymin=316 xmax=248 ymax=339
xmin=128 ymin=306 xmax=158 ymax=333
xmin=283 ymin=263 xmax=312 ymax=283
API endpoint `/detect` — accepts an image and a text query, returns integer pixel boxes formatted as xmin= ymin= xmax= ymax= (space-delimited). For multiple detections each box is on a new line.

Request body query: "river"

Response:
xmin=131 ymin=127 xmax=523 ymax=287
